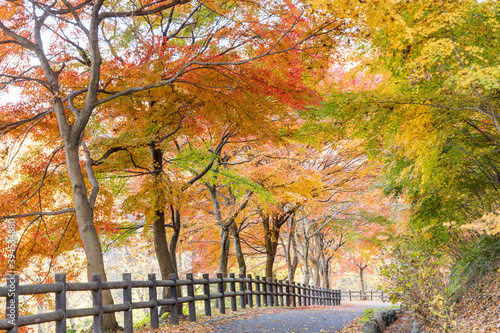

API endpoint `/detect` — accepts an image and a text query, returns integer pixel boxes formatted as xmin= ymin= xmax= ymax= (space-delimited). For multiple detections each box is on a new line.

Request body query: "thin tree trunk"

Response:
xmin=360 ymin=266 xmax=366 ymax=300
xmin=230 ymin=223 xmax=246 ymax=276
xmin=263 ymin=215 xmax=280 ymax=279
xmin=218 ymin=228 xmax=231 ymax=277
xmin=169 ymin=206 xmax=181 ymax=273
xmin=311 ymin=259 xmax=321 ymax=287
xmin=302 ymin=244 xmax=311 ymax=285
xmin=325 ymin=259 xmax=332 ymax=289
xmin=286 ymin=222 xmax=299 ymax=283
xmin=150 ymin=145 xmax=183 ymax=317
xmin=153 ymin=211 xmax=177 ymax=316
xmin=65 ymin=145 xmax=120 ymax=331
xmin=320 ymin=256 xmax=327 ymax=288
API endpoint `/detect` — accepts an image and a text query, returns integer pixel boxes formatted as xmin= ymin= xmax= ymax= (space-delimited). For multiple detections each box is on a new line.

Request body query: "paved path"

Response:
xmin=212 ymin=301 xmax=390 ymax=333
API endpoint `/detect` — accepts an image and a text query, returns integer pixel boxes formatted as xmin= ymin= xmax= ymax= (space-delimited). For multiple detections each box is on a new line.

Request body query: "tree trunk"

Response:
xmin=150 ymin=146 xmax=182 ymax=316
xmin=263 ymin=215 xmax=280 ymax=279
xmin=311 ymin=259 xmax=321 ymax=287
xmin=311 ymin=233 xmax=322 ymax=287
xmin=320 ymin=256 xmax=328 ymax=289
xmin=169 ymin=206 xmax=181 ymax=273
xmin=218 ymin=227 xmax=231 ymax=277
xmin=301 ymin=244 xmax=311 ymax=286
xmin=360 ymin=266 xmax=366 ymax=300
xmin=230 ymin=223 xmax=246 ymax=276
xmin=325 ymin=259 xmax=332 ymax=289
xmin=65 ymin=145 xmax=120 ymax=330
xmin=153 ymin=210 xmax=177 ymax=316
xmin=286 ymin=223 xmax=299 ymax=283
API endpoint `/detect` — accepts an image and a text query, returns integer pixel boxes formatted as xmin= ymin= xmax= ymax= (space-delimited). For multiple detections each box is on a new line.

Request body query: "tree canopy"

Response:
xmin=2 ymin=1 xmax=499 ymax=331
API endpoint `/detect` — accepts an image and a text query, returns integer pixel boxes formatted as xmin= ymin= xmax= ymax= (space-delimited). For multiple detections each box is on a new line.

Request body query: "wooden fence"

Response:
xmin=342 ymin=290 xmax=385 ymax=301
xmin=0 ymin=273 xmax=341 ymax=333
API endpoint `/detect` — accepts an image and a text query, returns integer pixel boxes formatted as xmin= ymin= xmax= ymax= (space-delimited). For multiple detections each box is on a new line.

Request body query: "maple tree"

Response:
xmin=0 ymin=0 xmax=348 ymax=329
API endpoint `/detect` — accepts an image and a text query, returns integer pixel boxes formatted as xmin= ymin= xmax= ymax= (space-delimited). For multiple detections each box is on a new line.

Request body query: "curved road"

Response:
xmin=211 ymin=301 xmax=390 ymax=333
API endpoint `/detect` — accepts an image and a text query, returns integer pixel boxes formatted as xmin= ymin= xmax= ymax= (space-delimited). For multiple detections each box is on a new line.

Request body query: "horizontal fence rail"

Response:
xmin=0 ymin=273 xmax=341 ymax=333
xmin=341 ymin=290 xmax=385 ymax=302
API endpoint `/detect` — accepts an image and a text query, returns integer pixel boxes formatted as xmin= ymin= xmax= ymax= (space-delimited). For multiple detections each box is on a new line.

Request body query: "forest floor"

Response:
xmin=338 ymin=269 xmax=500 ymax=333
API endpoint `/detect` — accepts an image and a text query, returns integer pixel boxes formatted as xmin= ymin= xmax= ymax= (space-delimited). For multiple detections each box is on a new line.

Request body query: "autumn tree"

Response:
xmin=311 ymin=0 xmax=500 ymax=245
xmin=0 ymin=0 xmax=346 ymax=329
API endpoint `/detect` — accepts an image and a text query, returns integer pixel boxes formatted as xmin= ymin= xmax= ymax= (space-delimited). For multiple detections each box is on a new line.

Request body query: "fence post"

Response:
xmin=381 ymin=290 xmax=384 ymax=302
xmin=273 ymin=278 xmax=277 ymax=307
xmin=349 ymin=290 xmax=352 ymax=302
xmin=291 ymin=282 xmax=296 ymax=307
xmin=92 ymin=274 xmax=103 ymax=333
xmin=272 ymin=279 xmax=277 ymax=307
xmin=297 ymin=283 xmax=302 ymax=306
xmin=217 ymin=273 xmax=226 ymax=314
xmin=122 ymin=273 xmax=133 ymax=333
xmin=247 ymin=274 xmax=253 ymax=308
xmin=285 ymin=280 xmax=290 ymax=307
xmin=302 ymin=284 xmax=306 ymax=306
xmin=255 ymin=276 xmax=261 ymax=307
xmin=186 ymin=273 xmax=196 ymax=322
xmin=261 ymin=277 xmax=268 ymax=307
xmin=55 ymin=274 xmax=67 ymax=333
xmin=278 ymin=280 xmax=284 ymax=307
xmin=229 ymin=273 xmax=237 ymax=311
xmin=371 ymin=290 xmax=373 ymax=300
xmin=301 ymin=284 xmax=305 ymax=306
xmin=272 ymin=279 xmax=278 ymax=306
xmin=148 ymin=274 xmax=159 ymax=329
xmin=308 ymin=285 xmax=312 ymax=306
xmin=238 ymin=274 xmax=246 ymax=309
xmin=169 ymin=273 xmax=179 ymax=325
xmin=266 ymin=277 xmax=273 ymax=307
xmin=202 ymin=274 xmax=211 ymax=317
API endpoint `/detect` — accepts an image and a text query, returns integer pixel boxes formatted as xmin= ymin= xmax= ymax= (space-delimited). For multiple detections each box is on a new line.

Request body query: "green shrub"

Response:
xmin=380 ymin=241 xmax=457 ymax=332
xmin=360 ymin=308 xmax=374 ymax=323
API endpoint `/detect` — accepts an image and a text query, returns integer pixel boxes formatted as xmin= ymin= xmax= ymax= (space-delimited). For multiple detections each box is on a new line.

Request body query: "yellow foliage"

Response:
xmin=395 ymin=104 xmax=443 ymax=182
xmin=461 ymin=211 xmax=500 ymax=235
